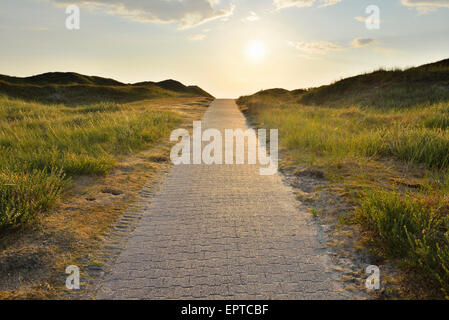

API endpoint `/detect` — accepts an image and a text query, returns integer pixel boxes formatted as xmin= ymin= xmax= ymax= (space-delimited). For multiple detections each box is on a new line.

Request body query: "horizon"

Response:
xmin=1 ymin=0 xmax=449 ymax=98
xmin=4 ymin=55 xmax=448 ymax=99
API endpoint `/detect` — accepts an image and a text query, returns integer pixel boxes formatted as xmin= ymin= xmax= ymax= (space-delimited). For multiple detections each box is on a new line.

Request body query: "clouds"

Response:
xmin=351 ymin=38 xmax=377 ymax=48
xmin=274 ymin=0 xmax=449 ymax=12
xmin=52 ymin=0 xmax=235 ymax=29
xmin=188 ymin=34 xmax=206 ymax=41
xmin=400 ymin=0 xmax=449 ymax=12
xmin=50 ymin=0 xmax=449 ymax=32
xmin=243 ymin=11 xmax=260 ymax=22
xmin=274 ymin=0 xmax=341 ymax=10
xmin=288 ymin=41 xmax=343 ymax=54
xmin=288 ymin=38 xmax=377 ymax=54
xmin=289 ymin=38 xmax=378 ymax=57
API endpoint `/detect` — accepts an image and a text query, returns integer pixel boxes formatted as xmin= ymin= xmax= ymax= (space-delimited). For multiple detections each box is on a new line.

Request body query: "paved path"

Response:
xmin=96 ymin=99 xmax=348 ymax=299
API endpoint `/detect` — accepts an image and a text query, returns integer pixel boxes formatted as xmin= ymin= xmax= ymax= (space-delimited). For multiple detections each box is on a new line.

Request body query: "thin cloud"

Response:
xmin=401 ymin=0 xmax=449 ymax=13
xmin=274 ymin=0 xmax=341 ymax=10
xmin=275 ymin=0 xmax=449 ymax=12
xmin=52 ymin=0 xmax=235 ymax=30
xmin=243 ymin=11 xmax=260 ymax=22
xmin=288 ymin=40 xmax=343 ymax=54
xmin=290 ymin=38 xmax=386 ymax=57
xmin=351 ymin=38 xmax=378 ymax=48
xmin=188 ymin=33 xmax=206 ymax=41
xmin=354 ymin=16 xmax=367 ymax=22
xmin=354 ymin=16 xmax=381 ymax=24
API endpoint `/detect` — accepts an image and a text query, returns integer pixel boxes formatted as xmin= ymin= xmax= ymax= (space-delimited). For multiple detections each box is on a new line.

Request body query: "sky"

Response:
xmin=0 ymin=0 xmax=448 ymax=98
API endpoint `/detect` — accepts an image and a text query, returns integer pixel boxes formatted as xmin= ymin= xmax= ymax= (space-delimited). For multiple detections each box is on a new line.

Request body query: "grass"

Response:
xmin=0 ymin=81 xmax=179 ymax=105
xmin=357 ymin=190 xmax=449 ymax=295
xmin=0 ymin=95 xmax=182 ymax=229
xmin=0 ymin=169 xmax=66 ymax=229
xmin=241 ymin=97 xmax=449 ymax=170
xmin=298 ymin=60 xmax=449 ymax=108
xmin=237 ymin=58 xmax=449 ymax=298
xmin=0 ymin=72 xmax=213 ymax=105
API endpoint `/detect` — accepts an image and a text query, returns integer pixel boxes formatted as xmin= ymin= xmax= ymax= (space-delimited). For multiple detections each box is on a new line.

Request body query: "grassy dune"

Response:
xmin=237 ymin=58 xmax=449 ymax=297
xmin=0 ymin=72 xmax=212 ymax=230
xmin=0 ymin=72 xmax=213 ymax=105
xmin=0 ymin=96 xmax=181 ymax=229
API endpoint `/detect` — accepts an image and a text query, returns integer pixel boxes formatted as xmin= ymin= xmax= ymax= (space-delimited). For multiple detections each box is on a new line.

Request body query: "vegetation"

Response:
xmin=0 ymin=96 xmax=181 ymax=229
xmin=237 ymin=58 xmax=449 ymax=297
xmin=0 ymin=72 xmax=213 ymax=230
xmin=0 ymin=72 xmax=213 ymax=105
xmin=298 ymin=58 xmax=449 ymax=108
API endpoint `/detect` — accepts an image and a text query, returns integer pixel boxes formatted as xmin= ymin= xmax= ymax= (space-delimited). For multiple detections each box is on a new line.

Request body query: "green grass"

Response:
xmin=0 ymin=169 xmax=66 ymax=229
xmin=0 ymin=81 xmax=179 ymax=105
xmin=0 ymin=72 xmax=213 ymax=105
xmin=237 ymin=58 xmax=449 ymax=297
xmin=239 ymin=95 xmax=449 ymax=170
xmin=0 ymin=95 xmax=182 ymax=229
xmin=298 ymin=60 xmax=449 ymax=109
xmin=357 ymin=190 xmax=449 ymax=295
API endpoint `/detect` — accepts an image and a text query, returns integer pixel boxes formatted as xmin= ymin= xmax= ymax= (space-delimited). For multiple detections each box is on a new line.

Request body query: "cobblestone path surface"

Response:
xmin=96 ymin=99 xmax=351 ymax=299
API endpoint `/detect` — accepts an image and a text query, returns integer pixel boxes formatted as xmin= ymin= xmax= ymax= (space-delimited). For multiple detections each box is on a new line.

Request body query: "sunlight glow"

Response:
xmin=246 ymin=41 xmax=266 ymax=63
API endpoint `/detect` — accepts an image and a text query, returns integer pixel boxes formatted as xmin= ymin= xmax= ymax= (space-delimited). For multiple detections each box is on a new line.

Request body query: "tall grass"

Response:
xmin=240 ymin=95 xmax=449 ymax=170
xmin=357 ymin=191 xmax=449 ymax=295
xmin=297 ymin=64 xmax=449 ymax=109
xmin=0 ymin=96 xmax=181 ymax=229
xmin=0 ymin=169 xmax=66 ymax=229
xmin=238 ymin=93 xmax=449 ymax=296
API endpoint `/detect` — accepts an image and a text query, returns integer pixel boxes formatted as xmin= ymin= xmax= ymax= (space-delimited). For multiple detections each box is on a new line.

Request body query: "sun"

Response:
xmin=246 ymin=41 xmax=266 ymax=63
